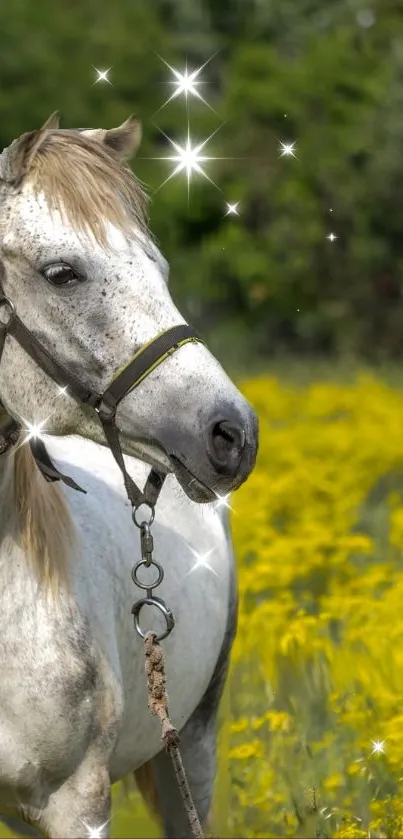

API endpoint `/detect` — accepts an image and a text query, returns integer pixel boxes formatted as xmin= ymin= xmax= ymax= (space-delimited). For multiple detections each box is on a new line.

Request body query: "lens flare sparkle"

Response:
xmin=225 ymin=202 xmax=240 ymax=216
xmin=184 ymin=546 xmax=219 ymax=579
xmin=82 ymin=819 xmax=110 ymax=838
xmin=278 ymin=141 xmax=297 ymax=158
xmin=93 ymin=67 xmax=112 ymax=86
xmin=156 ymin=54 xmax=217 ymax=113
xmin=17 ymin=415 xmax=53 ymax=448
xmin=151 ymin=124 xmax=225 ymax=198
xmin=371 ymin=739 xmax=386 ymax=755
xmin=214 ymin=493 xmax=233 ymax=512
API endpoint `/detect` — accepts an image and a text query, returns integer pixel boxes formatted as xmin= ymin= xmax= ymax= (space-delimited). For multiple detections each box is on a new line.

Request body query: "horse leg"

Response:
xmin=23 ymin=761 xmax=111 ymax=839
xmin=135 ymin=565 xmax=238 ymax=839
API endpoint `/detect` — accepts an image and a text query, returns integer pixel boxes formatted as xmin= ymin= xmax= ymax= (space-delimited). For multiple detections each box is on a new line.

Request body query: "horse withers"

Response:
xmin=0 ymin=114 xmax=258 ymax=838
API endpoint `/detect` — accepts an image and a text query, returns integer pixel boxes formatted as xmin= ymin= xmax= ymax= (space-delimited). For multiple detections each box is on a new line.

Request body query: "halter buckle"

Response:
xmin=94 ymin=397 xmax=116 ymax=420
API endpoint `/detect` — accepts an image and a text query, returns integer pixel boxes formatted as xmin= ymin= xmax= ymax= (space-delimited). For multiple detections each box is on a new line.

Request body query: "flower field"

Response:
xmin=224 ymin=373 xmax=403 ymax=839
xmin=4 ymin=371 xmax=403 ymax=838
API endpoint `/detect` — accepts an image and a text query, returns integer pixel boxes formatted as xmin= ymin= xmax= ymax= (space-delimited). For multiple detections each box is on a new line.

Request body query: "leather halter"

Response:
xmin=0 ymin=265 xmax=203 ymax=511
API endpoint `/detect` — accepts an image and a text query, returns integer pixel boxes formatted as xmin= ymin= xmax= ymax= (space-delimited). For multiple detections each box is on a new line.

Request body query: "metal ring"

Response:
xmin=131 ymin=596 xmax=175 ymax=641
xmin=0 ymin=296 xmax=15 ymax=326
xmin=131 ymin=558 xmax=164 ymax=590
xmin=132 ymin=503 xmax=155 ymax=528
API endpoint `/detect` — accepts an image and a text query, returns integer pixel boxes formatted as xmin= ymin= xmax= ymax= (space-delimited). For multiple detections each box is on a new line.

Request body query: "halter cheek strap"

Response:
xmin=0 ymin=283 xmax=203 ymax=511
xmin=94 ymin=324 xmax=203 ymax=508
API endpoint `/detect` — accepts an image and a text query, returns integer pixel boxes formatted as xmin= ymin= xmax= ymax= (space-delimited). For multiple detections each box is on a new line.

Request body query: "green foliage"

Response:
xmin=153 ymin=0 xmax=403 ymax=360
xmin=0 ymin=0 xmax=403 ymax=359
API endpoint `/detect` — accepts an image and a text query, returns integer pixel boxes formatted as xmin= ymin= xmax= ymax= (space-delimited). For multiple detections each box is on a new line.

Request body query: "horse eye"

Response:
xmin=42 ymin=264 xmax=83 ymax=287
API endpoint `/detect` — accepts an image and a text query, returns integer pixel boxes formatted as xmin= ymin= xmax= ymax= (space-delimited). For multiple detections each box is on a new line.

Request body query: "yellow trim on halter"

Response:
xmin=110 ymin=333 xmax=203 ymax=393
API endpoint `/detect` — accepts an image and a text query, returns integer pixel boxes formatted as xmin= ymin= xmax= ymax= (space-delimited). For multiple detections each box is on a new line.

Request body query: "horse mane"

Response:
xmin=14 ymin=441 xmax=75 ymax=598
xmin=25 ymin=128 xmax=149 ymax=246
xmin=0 ymin=406 xmax=75 ymax=598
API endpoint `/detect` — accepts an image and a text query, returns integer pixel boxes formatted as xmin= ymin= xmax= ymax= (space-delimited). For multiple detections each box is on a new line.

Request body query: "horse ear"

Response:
xmin=0 ymin=113 xmax=59 ymax=184
xmin=102 ymin=116 xmax=142 ymax=161
xmin=40 ymin=111 xmax=60 ymax=131
xmin=0 ymin=131 xmax=42 ymax=184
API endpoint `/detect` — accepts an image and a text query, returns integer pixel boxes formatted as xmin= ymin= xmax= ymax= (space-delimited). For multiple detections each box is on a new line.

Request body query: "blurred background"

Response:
xmin=1 ymin=0 xmax=401 ymax=369
xmin=4 ymin=1 xmax=403 ymax=837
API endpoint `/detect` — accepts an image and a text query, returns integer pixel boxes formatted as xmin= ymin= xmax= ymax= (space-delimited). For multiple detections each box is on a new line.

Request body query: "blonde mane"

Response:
xmin=14 ymin=441 xmax=75 ymax=598
xmin=0 ymin=405 xmax=75 ymax=599
xmin=26 ymin=128 xmax=149 ymax=246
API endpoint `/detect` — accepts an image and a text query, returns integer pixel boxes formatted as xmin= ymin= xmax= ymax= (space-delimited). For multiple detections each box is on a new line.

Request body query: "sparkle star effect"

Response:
xmin=151 ymin=124 xmax=224 ymax=199
xmin=278 ymin=141 xmax=297 ymax=158
xmin=371 ymin=739 xmax=386 ymax=755
xmin=17 ymin=415 xmax=53 ymax=448
xmin=155 ymin=54 xmax=217 ymax=114
xmin=184 ymin=546 xmax=219 ymax=579
xmin=56 ymin=385 xmax=68 ymax=397
xmin=224 ymin=202 xmax=240 ymax=216
xmin=214 ymin=493 xmax=233 ymax=512
xmin=93 ymin=66 xmax=113 ymax=86
xmin=82 ymin=819 xmax=110 ymax=838
xmin=326 ymin=233 xmax=338 ymax=242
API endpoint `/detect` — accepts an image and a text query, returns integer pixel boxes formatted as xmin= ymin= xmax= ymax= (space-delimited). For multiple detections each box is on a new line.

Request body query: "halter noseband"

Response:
xmin=0 ymin=267 xmax=203 ymax=512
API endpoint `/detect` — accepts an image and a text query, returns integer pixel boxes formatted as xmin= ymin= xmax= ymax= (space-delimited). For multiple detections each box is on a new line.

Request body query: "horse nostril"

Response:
xmin=213 ymin=420 xmax=245 ymax=449
xmin=207 ymin=419 xmax=246 ymax=475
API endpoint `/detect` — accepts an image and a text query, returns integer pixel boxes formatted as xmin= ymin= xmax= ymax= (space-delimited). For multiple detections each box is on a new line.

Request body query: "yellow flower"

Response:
xmin=221 ymin=374 xmax=403 ymax=837
xmin=323 ymin=773 xmax=344 ymax=791
xmin=230 ymin=716 xmax=250 ymax=734
xmin=265 ymin=711 xmax=291 ymax=732
xmin=228 ymin=740 xmax=264 ymax=760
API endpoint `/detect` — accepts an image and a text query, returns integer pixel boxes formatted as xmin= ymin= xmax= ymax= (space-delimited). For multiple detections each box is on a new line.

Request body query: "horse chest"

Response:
xmin=64 ymin=466 xmax=233 ymax=779
xmin=77 ymin=514 xmax=231 ymax=779
xmin=109 ymin=548 xmax=231 ymax=779
xmin=0 ymin=443 xmax=234 ymax=789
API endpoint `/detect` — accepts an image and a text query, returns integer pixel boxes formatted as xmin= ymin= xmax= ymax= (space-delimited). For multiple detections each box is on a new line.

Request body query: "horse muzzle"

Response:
xmin=152 ymin=402 xmax=259 ymax=504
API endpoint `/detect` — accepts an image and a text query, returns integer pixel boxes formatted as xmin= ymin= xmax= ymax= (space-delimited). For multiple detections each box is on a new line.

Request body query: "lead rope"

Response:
xmin=131 ymin=508 xmax=205 ymax=839
xmin=144 ymin=632 xmax=204 ymax=839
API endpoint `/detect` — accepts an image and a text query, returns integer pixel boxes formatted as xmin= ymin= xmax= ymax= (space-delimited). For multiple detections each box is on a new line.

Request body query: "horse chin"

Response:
xmin=119 ymin=432 xmax=215 ymax=502
xmin=169 ymin=455 xmax=216 ymax=503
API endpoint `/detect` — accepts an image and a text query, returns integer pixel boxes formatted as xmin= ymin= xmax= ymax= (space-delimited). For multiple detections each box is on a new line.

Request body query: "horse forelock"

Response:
xmin=23 ymin=128 xmax=149 ymax=247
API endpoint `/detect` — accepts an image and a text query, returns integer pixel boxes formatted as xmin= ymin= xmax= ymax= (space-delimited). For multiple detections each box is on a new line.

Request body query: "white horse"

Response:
xmin=0 ymin=114 xmax=258 ymax=838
